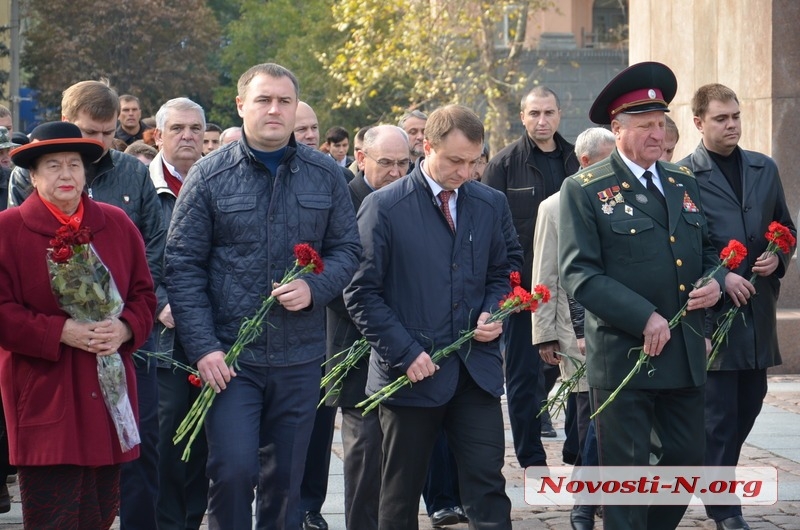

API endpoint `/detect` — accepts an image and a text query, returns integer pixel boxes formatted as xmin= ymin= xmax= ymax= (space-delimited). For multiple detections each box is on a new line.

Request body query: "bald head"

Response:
xmin=358 ymin=125 xmax=410 ymax=190
xmin=294 ymin=101 xmax=320 ymax=148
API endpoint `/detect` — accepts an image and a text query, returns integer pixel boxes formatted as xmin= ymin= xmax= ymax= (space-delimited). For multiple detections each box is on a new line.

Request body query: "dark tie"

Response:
xmin=643 ymin=170 xmax=667 ymax=211
xmin=438 ymin=190 xmax=455 ymax=232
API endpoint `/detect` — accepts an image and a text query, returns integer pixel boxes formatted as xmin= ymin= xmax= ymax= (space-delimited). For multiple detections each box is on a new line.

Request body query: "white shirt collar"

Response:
xmin=162 ymin=157 xmax=183 ymax=182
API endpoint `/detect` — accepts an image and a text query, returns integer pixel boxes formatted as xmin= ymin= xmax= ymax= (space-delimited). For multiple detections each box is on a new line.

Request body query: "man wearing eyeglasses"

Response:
xmin=315 ymin=124 xmax=411 ymax=530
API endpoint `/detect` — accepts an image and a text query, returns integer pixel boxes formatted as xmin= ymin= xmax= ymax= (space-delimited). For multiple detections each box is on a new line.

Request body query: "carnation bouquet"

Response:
xmin=591 ymin=240 xmax=747 ymax=419
xmin=173 ymin=243 xmax=324 ymax=461
xmin=356 ymin=272 xmax=550 ymax=415
xmin=47 ymin=225 xmax=139 ymax=452
xmin=707 ymin=222 xmax=796 ymax=369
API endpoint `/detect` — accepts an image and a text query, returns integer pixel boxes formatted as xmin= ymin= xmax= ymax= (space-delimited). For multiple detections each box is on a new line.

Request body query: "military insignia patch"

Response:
xmin=635 ymin=194 xmax=648 ymax=204
xmin=679 ymin=166 xmax=692 ymax=175
xmin=682 ymin=191 xmax=699 ymax=212
xmin=625 ymin=205 xmax=633 ymax=216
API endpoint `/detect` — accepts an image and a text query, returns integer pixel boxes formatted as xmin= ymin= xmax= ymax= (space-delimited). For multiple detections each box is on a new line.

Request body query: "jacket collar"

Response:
xmin=237 ymin=131 xmax=299 ymax=173
xmin=147 ymin=151 xmax=176 ymax=198
xmin=18 ymin=190 xmax=107 ymax=238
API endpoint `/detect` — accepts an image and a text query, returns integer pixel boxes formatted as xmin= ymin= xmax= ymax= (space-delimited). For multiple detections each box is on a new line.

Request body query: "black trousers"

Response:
xmin=156 ymin=341 xmax=209 ymax=530
xmin=299 ymin=393 xmax=337 ymax=514
xmin=592 ymin=385 xmax=705 ymax=530
xmin=422 ymin=429 xmax=461 ymax=515
xmin=504 ymin=311 xmax=546 ymax=466
xmin=377 ymin=363 xmax=511 ymax=530
xmin=704 ymin=369 xmax=767 ymax=522
xmin=341 ymin=406 xmax=382 ymax=530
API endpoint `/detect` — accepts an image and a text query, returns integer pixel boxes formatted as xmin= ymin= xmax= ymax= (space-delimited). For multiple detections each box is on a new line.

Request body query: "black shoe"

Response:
xmin=0 ymin=483 xmax=10 ymax=514
xmin=541 ymin=424 xmax=558 ymax=438
xmin=453 ymin=505 xmax=469 ymax=523
xmin=716 ymin=515 xmax=751 ymax=530
xmin=302 ymin=511 xmax=328 ymax=530
xmin=570 ymin=505 xmax=595 ymax=530
xmin=430 ymin=507 xmax=460 ymax=527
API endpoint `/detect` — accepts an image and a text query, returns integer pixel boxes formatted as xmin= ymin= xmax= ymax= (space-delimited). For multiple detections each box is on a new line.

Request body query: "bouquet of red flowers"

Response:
xmin=173 ymin=243 xmax=324 ymax=461
xmin=592 ymin=240 xmax=747 ymax=419
xmin=47 ymin=225 xmax=139 ymax=452
xmin=356 ymin=272 xmax=550 ymax=414
xmin=707 ymin=222 xmax=796 ymax=369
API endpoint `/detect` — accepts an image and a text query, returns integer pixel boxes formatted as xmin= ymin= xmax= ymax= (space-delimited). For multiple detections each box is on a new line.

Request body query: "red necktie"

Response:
xmin=438 ymin=190 xmax=455 ymax=232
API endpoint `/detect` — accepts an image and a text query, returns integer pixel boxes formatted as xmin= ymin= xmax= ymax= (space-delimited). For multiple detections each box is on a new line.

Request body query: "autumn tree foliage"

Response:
xmin=22 ymin=0 xmax=221 ymax=116
xmin=326 ymin=0 xmax=551 ymax=153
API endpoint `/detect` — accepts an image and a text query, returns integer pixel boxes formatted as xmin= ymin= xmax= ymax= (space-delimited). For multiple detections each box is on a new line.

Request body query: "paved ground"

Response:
xmin=2 ymin=375 xmax=799 ymax=529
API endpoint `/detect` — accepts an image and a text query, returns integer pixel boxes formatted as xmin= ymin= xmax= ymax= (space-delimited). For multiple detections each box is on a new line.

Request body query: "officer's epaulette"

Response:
xmin=660 ymin=160 xmax=695 ymax=179
xmin=572 ymin=161 xmax=615 ymax=187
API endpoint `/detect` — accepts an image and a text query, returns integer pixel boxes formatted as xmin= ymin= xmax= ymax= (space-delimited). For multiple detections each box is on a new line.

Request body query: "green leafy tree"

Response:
xmin=327 ymin=0 xmax=551 ymax=153
xmin=212 ymin=0 xmax=394 ymax=133
xmin=22 ymin=0 xmax=221 ymax=117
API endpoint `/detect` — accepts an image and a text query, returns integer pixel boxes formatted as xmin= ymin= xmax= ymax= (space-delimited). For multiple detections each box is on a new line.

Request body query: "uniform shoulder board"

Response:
xmin=660 ymin=161 xmax=695 ymax=179
xmin=573 ymin=161 xmax=614 ymax=187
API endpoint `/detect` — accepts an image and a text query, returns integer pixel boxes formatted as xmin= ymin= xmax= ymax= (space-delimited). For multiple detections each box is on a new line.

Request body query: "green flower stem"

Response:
xmin=355 ymin=304 xmax=525 ymax=415
xmin=173 ymin=262 xmax=315 ymax=462
xmin=318 ymin=338 xmax=371 ymax=408
xmin=538 ymin=357 xmax=586 ymax=419
xmin=590 ymin=349 xmax=650 ymax=419
xmin=135 ymin=350 xmax=199 ymax=376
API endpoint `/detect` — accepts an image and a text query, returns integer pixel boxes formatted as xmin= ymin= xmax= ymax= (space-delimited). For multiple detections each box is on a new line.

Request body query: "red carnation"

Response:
xmin=509 ymin=271 xmax=521 ymax=287
xmin=533 ymin=284 xmax=551 ymax=303
xmin=188 ymin=374 xmax=202 ymax=388
xmin=719 ymin=240 xmax=747 ymax=270
xmin=765 ymin=222 xmax=796 ymax=255
xmin=294 ymin=243 xmax=324 ymax=274
xmin=75 ymin=227 xmax=93 ymax=246
xmin=50 ymin=245 xmax=74 ymax=264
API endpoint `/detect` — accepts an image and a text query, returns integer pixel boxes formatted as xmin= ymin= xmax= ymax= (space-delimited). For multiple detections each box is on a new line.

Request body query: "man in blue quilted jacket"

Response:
xmin=164 ymin=63 xmax=361 ymax=530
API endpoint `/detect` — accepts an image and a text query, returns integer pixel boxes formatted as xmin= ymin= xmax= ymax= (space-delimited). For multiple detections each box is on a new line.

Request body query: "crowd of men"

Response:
xmin=0 ymin=58 xmax=795 ymax=530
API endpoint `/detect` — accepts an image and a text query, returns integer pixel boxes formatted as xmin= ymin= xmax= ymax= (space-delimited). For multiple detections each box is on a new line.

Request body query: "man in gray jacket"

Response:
xmin=165 ymin=63 xmax=360 ymax=530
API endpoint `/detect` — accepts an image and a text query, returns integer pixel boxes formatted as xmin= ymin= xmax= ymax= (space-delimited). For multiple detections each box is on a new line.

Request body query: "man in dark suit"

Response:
xmin=323 ymin=124 xmax=410 ymax=530
xmin=483 ymin=86 xmax=580 ymax=465
xmin=559 ymin=62 xmax=726 ymax=530
xmin=679 ymin=83 xmax=795 ymax=530
xmin=345 ymin=105 xmax=522 ymax=530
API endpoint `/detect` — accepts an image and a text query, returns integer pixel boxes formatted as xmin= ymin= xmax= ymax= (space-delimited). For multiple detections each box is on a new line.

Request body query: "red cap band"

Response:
xmin=608 ymin=88 xmax=667 ymax=118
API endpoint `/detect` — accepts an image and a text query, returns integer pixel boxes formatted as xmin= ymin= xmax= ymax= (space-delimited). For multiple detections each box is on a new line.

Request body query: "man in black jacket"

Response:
xmin=483 ymin=86 xmax=579 ymax=467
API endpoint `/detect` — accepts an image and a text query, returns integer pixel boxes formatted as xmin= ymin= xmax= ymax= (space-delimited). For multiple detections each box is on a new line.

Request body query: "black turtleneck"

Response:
xmin=708 ymin=146 xmax=743 ymax=203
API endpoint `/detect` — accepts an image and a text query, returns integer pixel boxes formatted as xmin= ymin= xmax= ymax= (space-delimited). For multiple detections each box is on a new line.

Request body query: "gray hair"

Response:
xmin=155 ymin=97 xmax=206 ymax=130
xmin=574 ymin=127 xmax=615 ymax=162
xmin=398 ymin=110 xmax=427 ymax=128
xmin=362 ymin=125 xmax=409 ymax=151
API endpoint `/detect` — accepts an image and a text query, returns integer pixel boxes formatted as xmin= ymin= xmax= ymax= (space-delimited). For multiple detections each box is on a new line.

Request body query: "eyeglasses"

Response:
xmin=363 ymin=151 xmax=410 ymax=170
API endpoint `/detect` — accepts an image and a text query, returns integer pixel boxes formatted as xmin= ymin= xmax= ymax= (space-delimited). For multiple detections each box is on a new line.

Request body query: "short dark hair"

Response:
xmin=424 ymin=105 xmax=484 ymax=148
xmin=125 ymin=140 xmax=158 ymax=158
xmin=520 ymin=86 xmax=561 ymax=111
xmin=237 ymin=63 xmax=300 ymax=99
xmin=691 ymin=83 xmax=739 ymax=118
xmin=206 ymin=122 xmax=222 ymax=133
xmin=325 ymin=126 xmax=349 ymax=145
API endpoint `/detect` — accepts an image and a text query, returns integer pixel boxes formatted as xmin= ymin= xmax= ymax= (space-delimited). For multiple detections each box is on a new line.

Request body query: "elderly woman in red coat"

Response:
xmin=0 ymin=122 xmax=156 ymax=529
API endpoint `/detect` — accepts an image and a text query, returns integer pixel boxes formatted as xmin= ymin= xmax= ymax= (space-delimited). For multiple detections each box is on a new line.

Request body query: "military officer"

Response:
xmin=558 ymin=62 xmax=725 ymax=530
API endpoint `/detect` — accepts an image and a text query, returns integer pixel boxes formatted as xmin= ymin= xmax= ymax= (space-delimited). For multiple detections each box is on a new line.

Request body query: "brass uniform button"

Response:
xmin=670 ymin=236 xmax=676 ymax=243
xmin=679 ymin=284 xmax=686 ymax=292
xmin=630 ymin=229 xmax=636 ymax=234
xmin=676 ymin=259 xmax=683 ymax=267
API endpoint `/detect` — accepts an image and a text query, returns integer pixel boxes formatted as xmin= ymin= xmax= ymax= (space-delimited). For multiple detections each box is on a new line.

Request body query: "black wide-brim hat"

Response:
xmin=589 ymin=62 xmax=677 ymax=125
xmin=10 ymin=121 xmax=105 ymax=169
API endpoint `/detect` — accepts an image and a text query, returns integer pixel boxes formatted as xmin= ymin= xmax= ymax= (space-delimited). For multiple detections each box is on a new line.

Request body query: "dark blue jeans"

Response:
xmin=119 ymin=336 xmax=159 ymax=530
xmin=205 ymin=359 xmax=319 ymax=530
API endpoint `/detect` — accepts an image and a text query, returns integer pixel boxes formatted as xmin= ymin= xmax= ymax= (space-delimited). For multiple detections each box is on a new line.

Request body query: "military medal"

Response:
xmin=597 ymin=186 xmax=622 ymax=215
xmin=635 ymin=194 xmax=648 ymax=204
xmin=625 ymin=205 xmax=633 ymax=216
xmin=682 ymin=191 xmax=699 ymax=212
xmin=667 ymin=177 xmax=676 ymax=184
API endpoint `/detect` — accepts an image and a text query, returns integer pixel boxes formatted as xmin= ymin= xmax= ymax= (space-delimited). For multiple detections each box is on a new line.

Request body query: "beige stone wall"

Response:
xmin=629 ymin=0 xmax=776 ymax=161
xmin=631 ymin=0 xmax=800 ymax=373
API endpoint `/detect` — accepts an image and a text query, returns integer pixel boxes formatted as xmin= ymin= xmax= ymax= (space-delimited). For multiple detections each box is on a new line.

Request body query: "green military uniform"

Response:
xmin=559 ymin=149 xmax=727 ymax=530
xmin=559 ymin=149 xmax=725 ymax=391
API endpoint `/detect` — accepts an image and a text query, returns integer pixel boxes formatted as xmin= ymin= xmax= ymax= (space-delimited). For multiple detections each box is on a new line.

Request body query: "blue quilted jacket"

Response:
xmin=165 ymin=135 xmax=361 ymax=367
